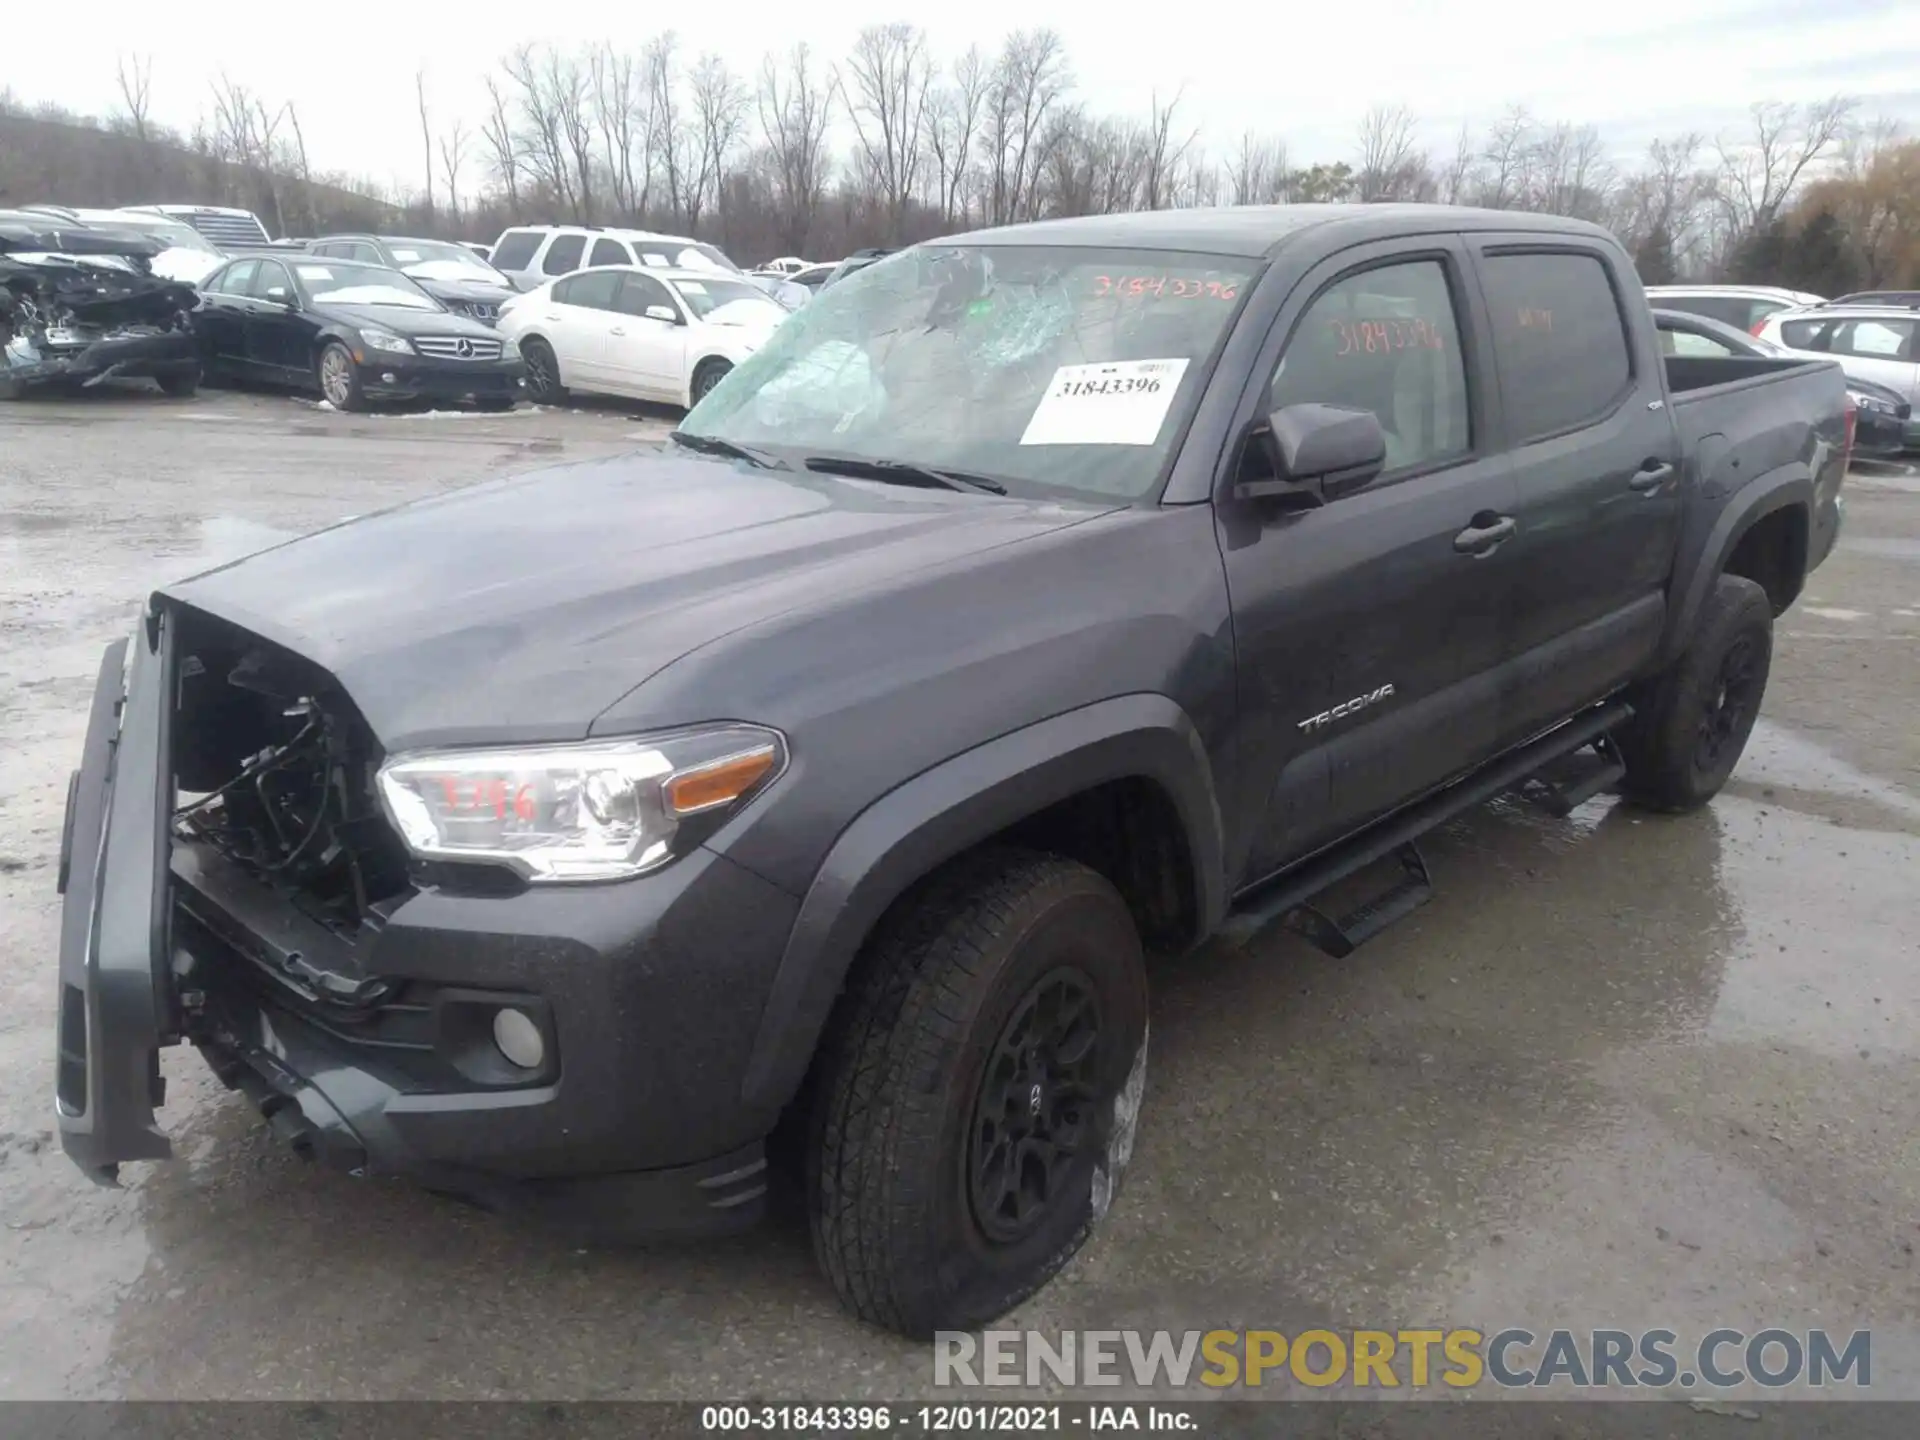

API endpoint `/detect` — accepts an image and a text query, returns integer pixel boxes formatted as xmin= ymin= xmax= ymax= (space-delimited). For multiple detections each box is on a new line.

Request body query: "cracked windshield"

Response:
xmin=680 ymin=246 xmax=1256 ymax=498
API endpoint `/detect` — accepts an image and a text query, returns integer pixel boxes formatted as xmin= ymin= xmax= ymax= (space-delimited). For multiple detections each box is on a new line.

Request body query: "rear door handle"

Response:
xmin=1630 ymin=462 xmax=1675 ymax=492
xmin=1453 ymin=515 xmax=1516 ymax=555
xmin=609 ymin=327 xmax=625 ymax=336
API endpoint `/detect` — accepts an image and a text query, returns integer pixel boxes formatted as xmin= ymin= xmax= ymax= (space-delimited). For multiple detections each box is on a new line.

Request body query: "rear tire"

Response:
xmin=1619 ymin=573 xmax=1773 ymax=813
xmin=520 ymin=337 xmax=565 ymax=406
xmin=807 ymin=848 xmax=1149 ymax=1338
xmin=316 ymin=341 xmax=366 ymax=412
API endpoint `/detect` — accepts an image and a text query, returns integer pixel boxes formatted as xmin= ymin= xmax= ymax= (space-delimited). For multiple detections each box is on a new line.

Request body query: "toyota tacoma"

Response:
xmin=55 ymin=205 xmax=1850 ymax=1337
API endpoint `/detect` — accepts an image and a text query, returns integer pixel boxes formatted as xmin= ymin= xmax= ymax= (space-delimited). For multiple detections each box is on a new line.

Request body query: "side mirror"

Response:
xmin=1237 ymin=403 xmax=1387 ymax=506
xmin=645 ymin=304 xmax=680 ymax=325
xmin=264 ymin=286 xmax=296 ymax=309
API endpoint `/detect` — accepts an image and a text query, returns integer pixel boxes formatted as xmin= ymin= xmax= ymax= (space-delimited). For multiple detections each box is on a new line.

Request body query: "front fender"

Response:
xmin=736 ymin=693 xmax=1223 ymax=1112
xmin=1660 ymin=461 xmax=1811 ymax=666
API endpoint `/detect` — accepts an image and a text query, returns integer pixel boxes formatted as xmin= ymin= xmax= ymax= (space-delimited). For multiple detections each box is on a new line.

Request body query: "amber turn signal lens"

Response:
xmin=665 ymin=747 xmax=778 ymax=816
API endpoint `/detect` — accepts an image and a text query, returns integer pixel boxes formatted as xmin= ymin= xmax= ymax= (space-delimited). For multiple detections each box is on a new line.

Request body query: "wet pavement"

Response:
xmin=0 ymin=391 xmax=1915 ymax=1403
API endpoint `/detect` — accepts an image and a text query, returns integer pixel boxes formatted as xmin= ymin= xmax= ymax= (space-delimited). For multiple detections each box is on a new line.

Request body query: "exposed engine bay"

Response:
xmin=172 ymin=611 xmax=413 ymax=936
xmin=0 ymin=218 xmax=200 ymax=392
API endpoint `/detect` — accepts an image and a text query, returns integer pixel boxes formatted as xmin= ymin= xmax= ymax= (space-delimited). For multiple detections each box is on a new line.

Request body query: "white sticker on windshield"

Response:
xmin=678 ymin=280 xmax=708 ymax=294
xmin=295 ymin=265 xmax=332 ymax=281
xmin=642 ymin=255 xmax=671 ymax=268
xmin=1019 ymin=359 xmax=1189 ymax=447
xmin=390 ymin=248 xmax=420 ymax=263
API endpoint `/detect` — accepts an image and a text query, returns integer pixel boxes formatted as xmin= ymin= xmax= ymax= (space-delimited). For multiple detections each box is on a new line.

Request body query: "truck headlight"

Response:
xmin=376 ymin=724 xmax=785 ymax=882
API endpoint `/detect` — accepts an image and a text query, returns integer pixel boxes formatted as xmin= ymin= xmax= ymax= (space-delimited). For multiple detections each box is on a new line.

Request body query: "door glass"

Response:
xmin=212 ymin=260 xmax=258 ymax=295
xmin=248 ymin=261 xmax=291 ymax=300
xmin=1267 ymin=258 xmax=1471 ymax=475
xmin=1481 ymin=251 xmax=1633 ymax=440
xmin=542 ymin=234 xmax=587 ymax=275
xmin=555 ymin=270 xmax=622 ymax=310
xmin=613 ymin=272 xmax=672 ymax=316
xmin=1663 ymin=328 xmax=1734 ymax=358
xmin=1831 ymin=319 xmax=1913 ymax=359
xmin=491 ymin=231 xmax=541 ymax=270
xmin=588 ymin=238 xmax=632 ymax=268
xmin=1779 ymin=319 xmax=1834 ymax=351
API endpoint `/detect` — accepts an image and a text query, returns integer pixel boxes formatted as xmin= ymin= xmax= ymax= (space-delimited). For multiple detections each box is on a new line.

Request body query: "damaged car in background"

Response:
xmin=0 ymin=212 xmax=201 ymax=399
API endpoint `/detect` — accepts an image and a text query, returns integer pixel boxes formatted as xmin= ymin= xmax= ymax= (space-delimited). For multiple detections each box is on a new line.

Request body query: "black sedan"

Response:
xmin=1653 ymin=306 xmax=1909 ymax=457
xmin=308 ymin=235 xmax=518 ymax=324
xmin=195 ymin=255 xmax=524 ymax=411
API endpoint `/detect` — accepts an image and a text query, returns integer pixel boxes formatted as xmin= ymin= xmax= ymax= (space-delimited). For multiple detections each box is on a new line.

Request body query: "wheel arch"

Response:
xmin=686 ymin=353 xmax=733 ymax=407
xmin=1660 ymin=461 xmax=1812 ymax=666
xmin=737 ymin=693 xmax=1224 ymax=1113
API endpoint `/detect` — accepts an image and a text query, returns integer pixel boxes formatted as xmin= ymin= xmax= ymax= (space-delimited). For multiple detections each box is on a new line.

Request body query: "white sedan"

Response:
xmin=496 ymin=266 xmax=787 ymax=409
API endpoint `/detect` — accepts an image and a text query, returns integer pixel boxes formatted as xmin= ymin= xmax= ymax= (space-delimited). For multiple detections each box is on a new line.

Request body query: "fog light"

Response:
xmin=381 ymin=371 xmax=398 ymax=383
xmin=492 ymin=1008 xmax=545 ymax=1069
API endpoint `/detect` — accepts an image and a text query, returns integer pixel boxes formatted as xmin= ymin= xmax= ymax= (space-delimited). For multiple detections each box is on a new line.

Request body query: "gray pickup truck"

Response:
xmin=55 ymin=205 xmax=1849 ymax=1338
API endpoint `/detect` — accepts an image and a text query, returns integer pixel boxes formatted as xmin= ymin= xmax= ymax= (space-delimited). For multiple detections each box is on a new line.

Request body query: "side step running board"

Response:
xmin=1510 ymin=730 xmax=1627 ymax=817
xmin=1222 ymin=700 xmax=1633 ymax=956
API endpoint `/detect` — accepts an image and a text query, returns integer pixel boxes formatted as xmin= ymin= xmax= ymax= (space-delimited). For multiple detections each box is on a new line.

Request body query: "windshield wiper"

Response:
xmin=802 ymin=454 xmax=1008 ymax=495
xmin=668 ymin=431 xmax=788 ymax=469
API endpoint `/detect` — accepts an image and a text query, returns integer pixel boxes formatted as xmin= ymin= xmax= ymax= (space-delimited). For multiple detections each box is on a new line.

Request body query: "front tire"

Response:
xmin=689 ymin=358 xmax=731 ymax=407
xmin=1620 ymin=573 xmax=1774 ymax=812
xmin=520 ymin=337 xmax=565 ymax=406
xmin=156 ymin=366 xmax=200 ymax=398
xmin=808 ymin=849 xmax=1149 ymax=1338
xmin=316 ymin=341 xmax=366 ymax=412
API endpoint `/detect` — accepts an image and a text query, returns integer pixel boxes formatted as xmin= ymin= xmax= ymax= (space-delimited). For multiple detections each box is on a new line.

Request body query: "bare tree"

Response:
xmin=1439 ymin=121 xmax=1476 ymax=205
xmin=842 ymin=24 xmax=933 ymax=241
xmin=502 ymin=43 xmax=577 ymax=216
xmin=1139 ymin=90 xmax=1195 ymax=211
xmin=1478 ymin=105 xmax=1533 ymax=209
xmin=115 ymin=54 xmax=154 ymax=142
xmin=481 ymin=75 xmax=521 ymax=212
xmin=416 ymin=71 xmax=434 ymax=217
xmin=646 ymin=34 xmax=689 ymax=225
xmin=1228 ymin=130 xmax=1289 ymax=205
xmin=927 ymin=45 xmax=988 ymax=226
xmin=1715 ymin=97 xmax=1856 ymax=235
xmin=439 ymin=118 xmax=469 ymax=224
xmin=689 ymin=55 xmax=748 ymax=238
xmin=758 ymin=42 xmax=836 ymax=253
xmin=589 ymin=41 xmax=645 ymax=218
xmin=983 ymin=29 xmax=1071 ymax=225
xmin=1356 ymin=104 xmax=1423 ymax=201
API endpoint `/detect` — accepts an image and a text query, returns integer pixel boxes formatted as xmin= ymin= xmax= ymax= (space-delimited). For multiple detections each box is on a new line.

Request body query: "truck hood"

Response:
xmin=162 ymin=451 xmax=1110 ymax=750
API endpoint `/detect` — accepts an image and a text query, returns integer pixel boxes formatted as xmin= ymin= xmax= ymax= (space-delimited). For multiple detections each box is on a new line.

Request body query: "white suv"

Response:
xmin=1755 ymin=304 xmax=1920 ymax=445
xmin=488 ymin=225 xmax=744 ymax=290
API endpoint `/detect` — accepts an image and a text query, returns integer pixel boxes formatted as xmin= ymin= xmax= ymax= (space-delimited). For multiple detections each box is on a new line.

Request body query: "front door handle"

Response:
xmin=1453 ymin=514 xmax=1516 ymax=555
xmin=1630 ymin=462 xmax=1675 ymax=492
xmin=609 ymin=327 xmax=626 ymax=336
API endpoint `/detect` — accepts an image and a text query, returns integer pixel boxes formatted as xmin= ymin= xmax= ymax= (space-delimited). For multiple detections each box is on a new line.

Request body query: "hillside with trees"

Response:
xmin=3 ymin=34 xmax=1915 ymax=291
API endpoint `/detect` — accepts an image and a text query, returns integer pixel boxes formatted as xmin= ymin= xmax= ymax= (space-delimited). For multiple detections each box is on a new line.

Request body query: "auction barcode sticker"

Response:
xmin=1019 ymin=358 xmax=1190 ymax=447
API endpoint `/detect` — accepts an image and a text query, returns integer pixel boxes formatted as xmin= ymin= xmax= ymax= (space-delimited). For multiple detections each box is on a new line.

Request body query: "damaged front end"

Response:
xmin=1 ymin=219 xmax=200 ymax=396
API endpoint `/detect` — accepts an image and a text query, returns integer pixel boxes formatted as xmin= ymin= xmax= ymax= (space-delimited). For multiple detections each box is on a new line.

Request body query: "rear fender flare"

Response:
xmin=736 ymin=693 xmax=1224 ymax=1112
xmin=1660 ymin=462 xmax=1811 ymax=666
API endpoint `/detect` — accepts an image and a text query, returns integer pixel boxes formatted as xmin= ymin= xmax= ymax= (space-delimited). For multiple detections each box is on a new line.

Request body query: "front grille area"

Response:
xmin=414 ymin=334 xmax=504 ymax=360
xmin=452 ymin=302 xmax=499 ymax=325
xmin=171 ymin=612 xmax=413 ymax=936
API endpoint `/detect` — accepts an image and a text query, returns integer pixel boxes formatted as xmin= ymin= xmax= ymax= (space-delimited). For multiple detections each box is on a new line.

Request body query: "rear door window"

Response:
xmin=588 ymin=238 xmax=632 ymax=267
xmin=553 ymin=271 xmax=621 ymax=310
xmin=210 ymin=260 xmax=257 ymax=296
xmin=542 ymin=234 xmax=586 ymax=276
xmin=613 ymin=272 xmax=674 ymax=316
xmin=490 ymin=230 xmax=542 ymax=271
xmin=1830 ymin=318 xmax=1915 ymax=361
xmin=1481 ymin=251 xmax=1633 ymax=441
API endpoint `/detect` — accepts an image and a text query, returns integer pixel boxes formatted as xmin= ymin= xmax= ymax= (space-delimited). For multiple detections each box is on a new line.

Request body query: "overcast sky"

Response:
xmin=9 ymin=0 xmax=1918 ymax=196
